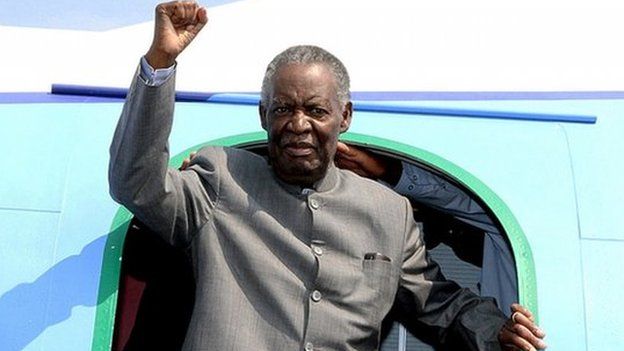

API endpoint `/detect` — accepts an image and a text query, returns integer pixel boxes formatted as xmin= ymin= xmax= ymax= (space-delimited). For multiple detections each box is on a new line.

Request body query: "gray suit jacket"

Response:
xmin=109 ymin=70 xmax=506 ymax=351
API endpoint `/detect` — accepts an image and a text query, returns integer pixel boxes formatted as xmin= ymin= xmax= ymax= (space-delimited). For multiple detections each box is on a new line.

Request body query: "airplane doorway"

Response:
xmin=96 ymin=132 xmax=537 ymax=351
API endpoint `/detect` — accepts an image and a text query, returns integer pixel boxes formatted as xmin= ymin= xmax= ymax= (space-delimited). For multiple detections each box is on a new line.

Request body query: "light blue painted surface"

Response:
xmin=39 ymin=305 xmax=101 ymax=351
xmin=1 ymin=97 xmax=622 ymax=350
xmin=38 ymin=110 xmax=119 ymax=351
xmin=170 ymin=102 xmax=264 ymax=151
xmin=0 ymin=104 xmax=80 ymax=212
xmin=581 ymin=239 xmax=624 ymax=350
xmin=0 ymin=210 xmax=60 ymax=351
xmin=562 ymin=104 xmax=624 ymax=241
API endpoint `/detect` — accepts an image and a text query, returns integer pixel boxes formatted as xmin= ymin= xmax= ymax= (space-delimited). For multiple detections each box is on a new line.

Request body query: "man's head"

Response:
xmin=259 ymin=45 xmax=353 ymax=186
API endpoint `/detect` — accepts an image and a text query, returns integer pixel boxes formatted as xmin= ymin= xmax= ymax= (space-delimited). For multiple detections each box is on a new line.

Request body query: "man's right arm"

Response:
xmin=109 ymin=1 xmax=210 ymax=246
xmin=335 ymin=142 xmax=496 ymax=232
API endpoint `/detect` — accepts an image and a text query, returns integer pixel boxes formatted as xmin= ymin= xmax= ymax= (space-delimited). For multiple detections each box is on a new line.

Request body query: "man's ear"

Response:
xmin=259 ymin=102 xmax=268 ymax=131
xmin=339 ymin=101 xmax=353 ymax=133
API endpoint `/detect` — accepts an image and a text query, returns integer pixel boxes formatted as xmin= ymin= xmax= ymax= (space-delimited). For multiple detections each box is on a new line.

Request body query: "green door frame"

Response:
xmin=92 ymin=131 xmax=538 ymax=350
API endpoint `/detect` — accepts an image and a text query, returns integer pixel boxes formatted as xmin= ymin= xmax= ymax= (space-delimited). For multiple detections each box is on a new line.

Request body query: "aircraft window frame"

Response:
xmin=92 ymin=131 xmax=538 ymax=350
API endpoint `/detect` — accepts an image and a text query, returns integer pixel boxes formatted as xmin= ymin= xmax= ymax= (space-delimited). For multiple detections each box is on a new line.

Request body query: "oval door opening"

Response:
xmin=110 ymin=139 xmax=522 ymax=351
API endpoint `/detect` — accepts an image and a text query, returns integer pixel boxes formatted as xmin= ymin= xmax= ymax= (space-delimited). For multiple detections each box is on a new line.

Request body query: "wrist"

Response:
xmin=380 ymin=158 xmax=402 ymax=186
xmin=145 ymin=47 xmax=176 ymax=69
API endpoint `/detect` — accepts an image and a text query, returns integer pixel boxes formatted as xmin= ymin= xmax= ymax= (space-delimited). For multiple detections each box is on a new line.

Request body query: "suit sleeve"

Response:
xmin=397 ymin=198 xmax=507 ymax=351
xmin=108 ymin=68 xmax=216 ymax=247
xmin=394 ymin=162 xmax=498 ymax=233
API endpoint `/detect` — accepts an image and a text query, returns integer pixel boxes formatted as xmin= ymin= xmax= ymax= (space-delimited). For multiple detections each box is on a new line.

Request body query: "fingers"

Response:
xmin=514 ymin=323 xmax=547 ymax=350
xmin=500 ymin=325 xmax=539 ymax=351
xmin=335 ymin=143 xmax=361 ymax=172
xmin=196 ymin=6 xmax=209 ymax=25
xmin=148 ymin=1 xmax=208 ymax=67
xmin=511 ymin=303 xmax=534 ymax=323
xmin=175 ymin=1 xmax=206 ymax=26
xmin=158 ymin=1 xmax=206 ymax=27
xmin=335 ymin=156 xmax=361 ymax=173
xmin=180 ymin=151 xmax=197 ymax=170
xmin=180 ymin=158 xmax=191 ymax=170
xmin=182 ymin=1 xmax=208 ymax=30
xmin=191 ymin=6 xmax=208 ymax=34
xmin=501 ymin=321 xmax=548 ymax=350
xmin=511 ymin=311 xmax=546 ymax=338
xmin=500 ymin=304 xmax=548 ymax=350
xmin=336 ymin=141 xmax=350 ymax=156
xmin=510 ymin=304 xmax=544 ymax=337
xmin=336 ymin=141 xmax=361 ymax=159
xmin=337 ymin=143 xmax=368 ymax=164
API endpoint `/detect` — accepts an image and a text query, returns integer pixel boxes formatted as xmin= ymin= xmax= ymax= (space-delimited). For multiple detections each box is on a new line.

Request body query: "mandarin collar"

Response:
xmin=274 ymin=164 xmax=339 ymax=196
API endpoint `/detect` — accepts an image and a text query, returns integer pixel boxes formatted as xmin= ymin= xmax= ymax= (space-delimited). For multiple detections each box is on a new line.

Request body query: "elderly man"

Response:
xmin=109 ymin=1 xmax=546 ymax=350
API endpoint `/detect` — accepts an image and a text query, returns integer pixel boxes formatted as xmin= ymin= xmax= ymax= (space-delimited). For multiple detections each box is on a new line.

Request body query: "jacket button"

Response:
xmin=309 ymin=198 xmax=319 ymax=209
xmin=312 ymin=246 xmax=323 ymax=256
xmin=311 ymin=290 xmax=322 ymax=302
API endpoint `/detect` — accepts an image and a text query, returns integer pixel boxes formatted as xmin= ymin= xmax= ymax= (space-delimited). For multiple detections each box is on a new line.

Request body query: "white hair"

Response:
xmin=261 ymin=45 xmax=351 ymax=105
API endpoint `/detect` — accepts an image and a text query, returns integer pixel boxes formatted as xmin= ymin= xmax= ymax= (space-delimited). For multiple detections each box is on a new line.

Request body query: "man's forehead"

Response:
xmin=269 ymin=64 xmax=338 ymax=101
xmin=270 ymin=95 xmax=332 ymax=105
xmin=273 ymin=63 xmax=335 ymax=83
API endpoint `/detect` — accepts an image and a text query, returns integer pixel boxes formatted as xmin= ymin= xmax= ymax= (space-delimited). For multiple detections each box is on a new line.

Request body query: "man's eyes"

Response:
xmin=308 ymin=107 xmax=328 ymax=116
xmin=271 ymin=106 xmax=328 ymax=117
xmin=273 ymin=106 xmax=291 ymax=114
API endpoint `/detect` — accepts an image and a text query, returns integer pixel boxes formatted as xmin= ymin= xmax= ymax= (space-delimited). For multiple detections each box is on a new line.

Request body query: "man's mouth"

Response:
xmin=282 ymin=142 xmax=315 ymax=157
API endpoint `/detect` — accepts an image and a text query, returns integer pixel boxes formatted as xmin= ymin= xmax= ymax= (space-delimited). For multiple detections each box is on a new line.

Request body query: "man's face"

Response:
xmin=260 ymin=63 xmax=352 ymax=186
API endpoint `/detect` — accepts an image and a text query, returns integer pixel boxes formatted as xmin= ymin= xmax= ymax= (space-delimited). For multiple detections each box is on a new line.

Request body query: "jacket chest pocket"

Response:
xmin=361 ymin=259 xmax=397 ymax=323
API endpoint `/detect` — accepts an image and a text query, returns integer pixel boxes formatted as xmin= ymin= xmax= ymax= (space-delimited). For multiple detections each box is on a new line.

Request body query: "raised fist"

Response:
xmin=146 ymin=1 xmax=208 ymax=69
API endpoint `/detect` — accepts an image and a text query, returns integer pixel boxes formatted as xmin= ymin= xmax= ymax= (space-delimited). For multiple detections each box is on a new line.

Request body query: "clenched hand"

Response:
xmin=146 ymin=1 xmax=208 ymax=69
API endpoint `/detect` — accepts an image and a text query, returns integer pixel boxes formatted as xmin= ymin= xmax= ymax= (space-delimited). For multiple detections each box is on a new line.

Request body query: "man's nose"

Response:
xmin=287 ymin=110 xmax=312 ymax=134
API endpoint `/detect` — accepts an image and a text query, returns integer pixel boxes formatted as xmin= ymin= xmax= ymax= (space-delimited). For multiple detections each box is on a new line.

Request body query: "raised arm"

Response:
xmin=109 ymin=1 xmax=212 ymax=246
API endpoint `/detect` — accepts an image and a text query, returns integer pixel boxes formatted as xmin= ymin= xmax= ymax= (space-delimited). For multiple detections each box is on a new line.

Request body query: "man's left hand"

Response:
xmin=499 ymin=303 xmax=547 ymax=351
